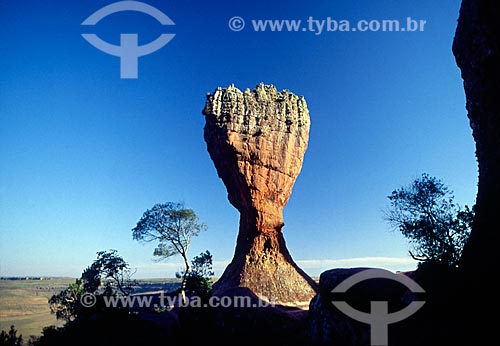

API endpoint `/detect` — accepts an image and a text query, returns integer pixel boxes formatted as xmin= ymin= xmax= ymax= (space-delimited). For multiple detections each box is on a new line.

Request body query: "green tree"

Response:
xmin=384 ymin=173 xmax=474 ymax=267
xmin=0 ymin=326 xmax=23 ymax=346
xmin=132 ymin=202 xmax=206 ymax=302
xmin=81 ymin=250 xmax=136 ymax=296
xmin=48 ymin=280 xmax=85 ymax=322
xmin=177 ymin=250 xmax=214 ymax=301
xmin=49 ymin=250 xmax=135 ymax=322
xmin=190 ymin=250 xmax=214 ymax=279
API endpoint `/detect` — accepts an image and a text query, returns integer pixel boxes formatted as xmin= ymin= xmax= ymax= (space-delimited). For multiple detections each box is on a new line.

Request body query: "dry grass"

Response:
xmin=0 ymin=278 xmax=72 ymax=337
xmin=0 ymin=278 xmax=181 ymax=338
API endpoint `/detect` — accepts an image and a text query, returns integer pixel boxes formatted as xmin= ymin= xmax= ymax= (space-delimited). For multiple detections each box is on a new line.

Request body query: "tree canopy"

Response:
xmin=49 ymin=250 xmax=135 ymax=322
xmin=177 ymin=250 xmax=214 ymax=301
xmin=132 ymin=202 xmax=206 ymax=300
xmin=384 ymin=173 xmax=473 ymax=267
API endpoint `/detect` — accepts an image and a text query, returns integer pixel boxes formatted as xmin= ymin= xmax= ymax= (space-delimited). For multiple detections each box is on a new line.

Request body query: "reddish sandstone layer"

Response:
xmin=203 ymin=83 xmax=317 ymax=306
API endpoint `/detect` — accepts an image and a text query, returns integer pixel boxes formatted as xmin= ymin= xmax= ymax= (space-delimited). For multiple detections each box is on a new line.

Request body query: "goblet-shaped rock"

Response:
xmin=203 ymin=83 xmax=317 ymax=306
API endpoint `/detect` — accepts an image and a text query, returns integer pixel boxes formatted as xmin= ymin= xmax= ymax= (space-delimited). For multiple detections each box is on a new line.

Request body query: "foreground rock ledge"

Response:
xmin=203 ymin=83 xmax=317 ymax=306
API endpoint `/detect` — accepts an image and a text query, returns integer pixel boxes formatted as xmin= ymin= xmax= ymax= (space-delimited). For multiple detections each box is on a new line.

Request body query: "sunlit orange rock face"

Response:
xmin=203 ymin=83 xmax=317 ymax=306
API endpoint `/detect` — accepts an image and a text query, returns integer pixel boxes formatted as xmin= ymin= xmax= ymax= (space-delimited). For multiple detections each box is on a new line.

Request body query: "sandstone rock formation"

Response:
xmin=203 ymin=83 xmax=317 ymax=306
xmin=453 ymin=0 xmax=500 ymax=273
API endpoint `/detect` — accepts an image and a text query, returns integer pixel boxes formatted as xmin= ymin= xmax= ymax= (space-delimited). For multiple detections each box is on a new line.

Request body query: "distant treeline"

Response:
xmin=0 ymin=276 xmax=52 ymax=280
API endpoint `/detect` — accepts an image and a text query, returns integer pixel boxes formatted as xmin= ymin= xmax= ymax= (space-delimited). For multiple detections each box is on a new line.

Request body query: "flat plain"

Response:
xmin=0 ymin=278 xmax=72 ymax=338
xmin=0 ymin=278 xmax=182 ymax=338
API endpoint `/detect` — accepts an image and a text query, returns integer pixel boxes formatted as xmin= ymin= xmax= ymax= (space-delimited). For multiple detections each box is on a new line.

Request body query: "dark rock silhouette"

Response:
xmin=308 ymin=268 xmax=371 ymax=345
xmin=308 ymin=268 xmax=429 ymax=346
xmin=208 ymin=287 xmax=310 ymax=345
xmin=453 ymin=0 xmax=500 ymax=274
xmin=203 ymin=83 xmax=317 ymax=306
xmin=453 ymin=0 xmax=500 ymax=342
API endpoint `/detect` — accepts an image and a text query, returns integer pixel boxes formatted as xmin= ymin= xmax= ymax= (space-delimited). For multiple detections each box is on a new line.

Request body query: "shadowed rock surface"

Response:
xmin=308 ymin=268 xmax=428 ymax=346
xmin=203 ymin=83 xmax=317 ymax=306
xmin=308 ymin=268 xmax=371 ymax=346
xmin=453 ymin=0 xmax=500 ymax=275
xmin=453 ymin=0 xmax=500 ymax=342
xmin=307 ymin=266 xmax=463 ymax=346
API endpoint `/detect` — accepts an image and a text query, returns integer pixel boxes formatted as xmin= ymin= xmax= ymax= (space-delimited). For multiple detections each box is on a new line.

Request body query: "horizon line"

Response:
xmin=0 ymin=256 xmax=418 ymax=279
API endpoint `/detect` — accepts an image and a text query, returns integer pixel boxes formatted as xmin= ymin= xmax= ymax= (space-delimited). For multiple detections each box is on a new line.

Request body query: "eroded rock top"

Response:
xmin=203 ymin=83 xmax=310 ymax=137
xmin=203 ymin=83 xmax=311 ymax=230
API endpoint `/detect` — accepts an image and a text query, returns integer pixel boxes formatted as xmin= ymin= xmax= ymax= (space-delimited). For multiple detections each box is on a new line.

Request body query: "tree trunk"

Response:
xmin=180 ymin=255 xmax=190 ymax=304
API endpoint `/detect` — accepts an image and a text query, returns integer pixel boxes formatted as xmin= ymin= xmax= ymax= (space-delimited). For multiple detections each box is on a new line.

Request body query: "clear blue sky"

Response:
xmin=0 ymin=0 xmax=477 ymax=278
